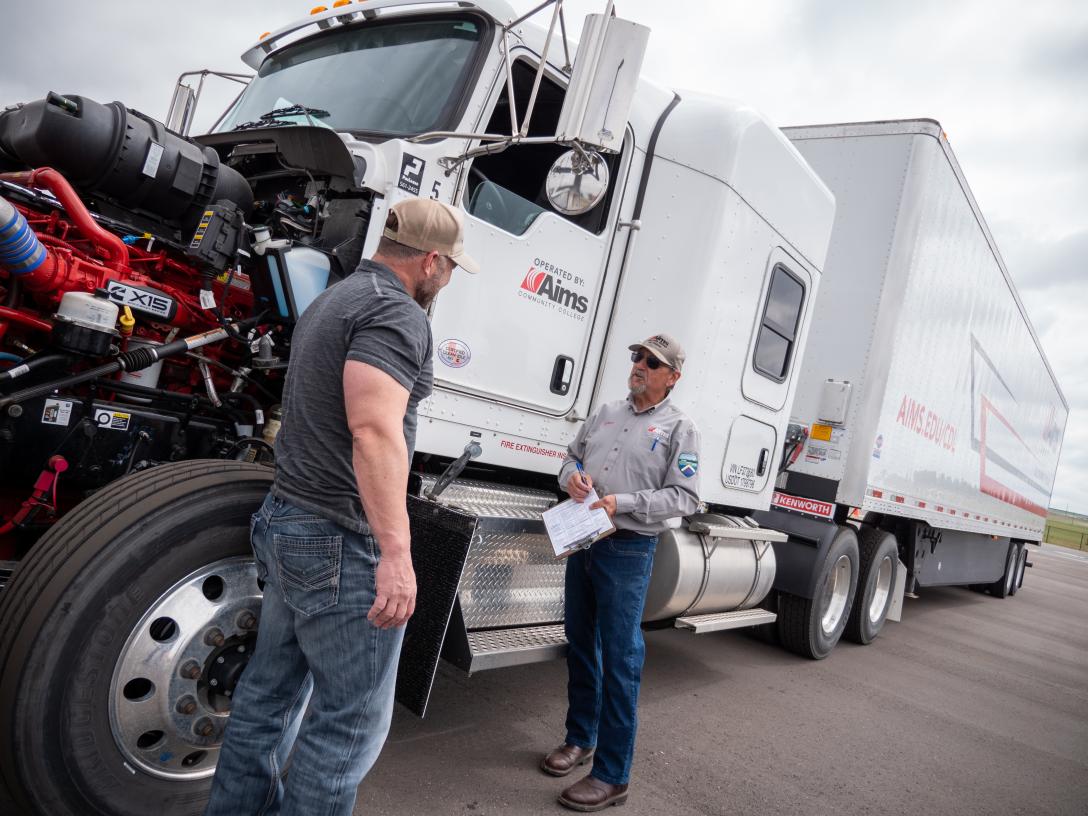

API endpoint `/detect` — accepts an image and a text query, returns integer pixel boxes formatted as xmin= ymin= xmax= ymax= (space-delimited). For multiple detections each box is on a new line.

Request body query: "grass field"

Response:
xmin=1044 ymin=510 xmax=1088 ymax=551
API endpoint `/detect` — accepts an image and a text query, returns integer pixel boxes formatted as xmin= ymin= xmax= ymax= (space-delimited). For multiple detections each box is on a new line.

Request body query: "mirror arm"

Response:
xmin=517 ymin=0 xmax=564 ymax=138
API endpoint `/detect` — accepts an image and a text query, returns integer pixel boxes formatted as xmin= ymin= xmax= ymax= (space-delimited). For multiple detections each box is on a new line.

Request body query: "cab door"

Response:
xmin=428 ymin=57 xmax=628 ymax=416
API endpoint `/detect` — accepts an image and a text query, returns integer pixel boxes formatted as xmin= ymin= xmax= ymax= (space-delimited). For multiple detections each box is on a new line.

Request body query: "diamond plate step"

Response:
xmin=0 ymin=560 xmax=16 ymax=593
xmin=466 ymin=624 xmax=567 ymax=671
xmin=674 ymin=608 xmax=777 ymax=634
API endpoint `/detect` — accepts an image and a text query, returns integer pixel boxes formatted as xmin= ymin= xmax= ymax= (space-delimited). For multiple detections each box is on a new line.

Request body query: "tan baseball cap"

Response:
xmin=629 ymin=333 xmax=685 ymax=371
xmin=383 ymin=198 xmax=480 ymax=274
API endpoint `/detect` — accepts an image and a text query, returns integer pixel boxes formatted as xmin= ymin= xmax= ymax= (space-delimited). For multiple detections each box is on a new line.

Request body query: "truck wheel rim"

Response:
xmin=821 ymin=554 xmax=852 ymax=635
xmin=868 ymin=555 xmax=893 ymax=624
xmin=108 ymin=557 xmax=261 ymax=781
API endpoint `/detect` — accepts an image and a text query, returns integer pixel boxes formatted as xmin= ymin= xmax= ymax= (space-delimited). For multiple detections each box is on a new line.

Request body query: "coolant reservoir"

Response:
xmin=642 ymin=513 xmax=777 ymax=622
xmin=283 ymin=247 xmax=331 ymax=317
xmin=52 ymin=290 xmax=119 ymax=356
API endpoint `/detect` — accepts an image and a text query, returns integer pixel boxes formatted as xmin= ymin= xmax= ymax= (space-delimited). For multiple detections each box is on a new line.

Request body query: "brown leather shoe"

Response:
xmin=557 ymin=774 xmax=629 ymax=811
xmin=540 ymin=743 xmax=595 ymax=777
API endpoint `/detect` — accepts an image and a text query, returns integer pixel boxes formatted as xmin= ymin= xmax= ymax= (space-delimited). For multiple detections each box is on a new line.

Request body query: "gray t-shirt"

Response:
xmin=272 ymin=259 xmax=433 ymax=532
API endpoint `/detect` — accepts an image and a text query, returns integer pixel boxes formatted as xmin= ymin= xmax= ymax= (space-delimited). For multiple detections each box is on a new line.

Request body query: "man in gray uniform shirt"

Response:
xmin=206 ymin=198 xmax=478 ymax=816
xmin=543 ymin=333 xmax=701 ymax=812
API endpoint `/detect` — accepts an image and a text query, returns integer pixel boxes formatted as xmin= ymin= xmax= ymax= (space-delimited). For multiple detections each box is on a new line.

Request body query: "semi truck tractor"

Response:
xmin=0 ymin=2 xmax=1066 ymax=814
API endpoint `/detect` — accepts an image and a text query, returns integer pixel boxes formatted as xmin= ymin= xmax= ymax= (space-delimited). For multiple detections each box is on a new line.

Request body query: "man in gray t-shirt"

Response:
xmin=206 ymin=198 xmax=478 ymax=816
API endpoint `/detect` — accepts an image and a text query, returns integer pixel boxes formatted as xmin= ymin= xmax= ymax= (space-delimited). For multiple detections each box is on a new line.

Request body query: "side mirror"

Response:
xmin=165 ymin=83 xmax=197 ymax=135
xmin=545 ymin=149 xmax=610 ymax=214
xmin=555 ymin=13 xmax=650 ymax=153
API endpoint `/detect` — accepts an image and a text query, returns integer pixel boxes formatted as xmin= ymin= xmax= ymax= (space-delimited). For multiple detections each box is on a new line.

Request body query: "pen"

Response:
xmin=575 ymin=461 xmax=589 ymax=488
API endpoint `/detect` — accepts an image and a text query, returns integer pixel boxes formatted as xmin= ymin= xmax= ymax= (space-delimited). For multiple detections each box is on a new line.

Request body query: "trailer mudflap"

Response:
xmin=396 ymin=494 xmax=477 ymax=717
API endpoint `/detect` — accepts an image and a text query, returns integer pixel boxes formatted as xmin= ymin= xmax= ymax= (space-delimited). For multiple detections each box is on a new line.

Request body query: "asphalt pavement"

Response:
xmin=356 ymin=543 xmax=1088 ymax=815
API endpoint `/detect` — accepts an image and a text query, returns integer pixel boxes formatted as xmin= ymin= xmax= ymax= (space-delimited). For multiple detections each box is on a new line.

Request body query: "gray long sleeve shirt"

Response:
xmin=558 ymin=395 xmax=701 ymax=534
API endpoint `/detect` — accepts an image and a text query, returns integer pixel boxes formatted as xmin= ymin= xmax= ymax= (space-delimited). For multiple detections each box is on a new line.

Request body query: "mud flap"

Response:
xmin=395 ymin=494 xmax=477 ymax=717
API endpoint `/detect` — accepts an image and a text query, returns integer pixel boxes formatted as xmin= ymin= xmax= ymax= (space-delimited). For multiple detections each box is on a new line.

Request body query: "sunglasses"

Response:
xmin=631 ymin=350 xmax=668 ymax=370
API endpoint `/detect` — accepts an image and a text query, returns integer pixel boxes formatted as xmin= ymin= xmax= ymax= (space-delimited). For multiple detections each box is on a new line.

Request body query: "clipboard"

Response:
xmin=542 ymin=489 xmax=616 ymax=558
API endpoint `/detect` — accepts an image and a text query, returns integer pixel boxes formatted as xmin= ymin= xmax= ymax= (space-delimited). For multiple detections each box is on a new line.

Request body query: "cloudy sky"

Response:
xmin=3 ymin=0 xmax=1086 ymax=513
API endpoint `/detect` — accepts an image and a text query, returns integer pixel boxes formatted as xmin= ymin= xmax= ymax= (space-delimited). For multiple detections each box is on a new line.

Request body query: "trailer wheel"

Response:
xmin=777 ymin=525 xmax=859 ymax=659
xmin=843 ymin=527 xmax=897 ymax=644
xmin=0 ymin=460 xmax=273 ymax=816
xmin=1009 ymin=545 xmax=1027 ymax=596
xmin=987 ymin=543 xmax=1018 ymax=599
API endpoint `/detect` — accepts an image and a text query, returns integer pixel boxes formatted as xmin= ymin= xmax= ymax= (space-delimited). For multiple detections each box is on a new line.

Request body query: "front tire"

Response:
xmin=777 ymin=525 xmax=859 ymax=659
xmin=0 ymin=460 xmax=273 ymax=816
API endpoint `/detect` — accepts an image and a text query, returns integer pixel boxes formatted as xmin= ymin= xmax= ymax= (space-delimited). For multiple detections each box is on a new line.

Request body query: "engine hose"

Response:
xmin=0 ymin=304 xmax=52 ymax=334
xmin=0 ymin=351 xmax=23 ymax=364
xmin=0 ymin=352 xmax=70 ymax=384
xmin=0 ymin=195 xmax=48 ymax=275
xmin=0 ymin=168 xmax=129 ymax=272
xmin=0 ymin=317 xmax=261 ymax=411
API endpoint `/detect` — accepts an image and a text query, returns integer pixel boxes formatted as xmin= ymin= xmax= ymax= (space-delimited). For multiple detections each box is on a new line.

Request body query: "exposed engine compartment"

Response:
xmin=0 ymin=92 xmax=375 ymax=554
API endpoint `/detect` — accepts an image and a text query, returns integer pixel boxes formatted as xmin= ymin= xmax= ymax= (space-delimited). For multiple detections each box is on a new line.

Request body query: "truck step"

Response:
xmin=466 ymin=624 xmax=568 ymax=671
xmin=0 ymin=560 xmax=16 ymax=593
xmin=674 ymin=608 xmax=777 ymax=633
xmin=686 ymin=519 xmax=788 ymax=543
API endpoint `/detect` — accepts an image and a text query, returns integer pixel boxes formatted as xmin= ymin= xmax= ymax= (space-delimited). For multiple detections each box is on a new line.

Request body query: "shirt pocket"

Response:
xmin=274 ymin=533 xmax=343 ymax=616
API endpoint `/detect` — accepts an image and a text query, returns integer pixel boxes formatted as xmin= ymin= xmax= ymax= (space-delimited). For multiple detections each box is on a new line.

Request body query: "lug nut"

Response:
xmin=204 ymin=627 xmax=226 ymax=647
xmin=237 ymin=612 xmax=257 ymax=630
xmin=176 ymin=696 xmax=198 ymax=716
xmin=195 ymin=718 xmax=215 ymax=738
xmin=181 ymin=661 xmax=202 ymax=680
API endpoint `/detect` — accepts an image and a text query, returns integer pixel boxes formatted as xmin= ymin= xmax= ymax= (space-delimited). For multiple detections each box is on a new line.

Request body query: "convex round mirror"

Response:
xmin=545 ymin=149 xmax=609 ymax=215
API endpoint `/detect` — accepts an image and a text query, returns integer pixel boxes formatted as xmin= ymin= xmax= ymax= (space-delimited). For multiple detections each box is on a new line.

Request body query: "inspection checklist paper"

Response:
xmin=542 ymin=489 xmax=615 ymax=558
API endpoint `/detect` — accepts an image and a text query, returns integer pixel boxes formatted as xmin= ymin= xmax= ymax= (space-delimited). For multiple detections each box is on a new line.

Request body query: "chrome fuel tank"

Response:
xmin=643 ymin=514 xmax=777 ymax=622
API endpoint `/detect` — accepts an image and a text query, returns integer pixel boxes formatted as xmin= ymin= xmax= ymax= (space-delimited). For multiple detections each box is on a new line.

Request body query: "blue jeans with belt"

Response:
xmin=563 ymin=530 xmax=657 ymax=786
xmin=204 ymin=493 xmax=404 ymax=816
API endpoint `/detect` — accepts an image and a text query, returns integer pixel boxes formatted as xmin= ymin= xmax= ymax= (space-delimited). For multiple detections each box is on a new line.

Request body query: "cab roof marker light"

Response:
xmin=259 ymin=31 xmax=271 ymax=40
xmin=241 ymin=0 xmax=493 ymax=69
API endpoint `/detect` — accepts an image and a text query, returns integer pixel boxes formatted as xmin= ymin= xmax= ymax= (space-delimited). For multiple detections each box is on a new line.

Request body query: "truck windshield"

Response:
xmin=216 ymin=17 xmax=484 ymax=136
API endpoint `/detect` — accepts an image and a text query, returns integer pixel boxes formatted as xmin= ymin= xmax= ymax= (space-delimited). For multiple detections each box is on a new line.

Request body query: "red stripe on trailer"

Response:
xmin=978 ymin=397 xmax=1048 ymax=518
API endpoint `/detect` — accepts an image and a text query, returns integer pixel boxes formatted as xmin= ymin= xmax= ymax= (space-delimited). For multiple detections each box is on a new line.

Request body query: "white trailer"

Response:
xmin=751 ymin=120 xmax=1069 ymax=655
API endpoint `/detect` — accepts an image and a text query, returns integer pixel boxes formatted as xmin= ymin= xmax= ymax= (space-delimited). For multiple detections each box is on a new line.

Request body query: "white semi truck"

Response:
xmin=0 ymin=2 xmax=1066 ymax=814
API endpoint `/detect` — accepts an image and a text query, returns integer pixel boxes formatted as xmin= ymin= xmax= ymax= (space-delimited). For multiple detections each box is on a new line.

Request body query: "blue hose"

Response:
xmin=0 ymin=352 xmax=24 ymax=364
xmin=0 ymin=196 xmax=47 ymax=275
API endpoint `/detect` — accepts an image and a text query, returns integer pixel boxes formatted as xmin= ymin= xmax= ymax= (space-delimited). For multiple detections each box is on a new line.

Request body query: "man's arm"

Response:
xmin=558 ymin=411 xmax=595 ymax=501
xmin=344 ymin=359 xmax=415 ymax=629
xmin=603 ymin=420 xmax=702 ymax=523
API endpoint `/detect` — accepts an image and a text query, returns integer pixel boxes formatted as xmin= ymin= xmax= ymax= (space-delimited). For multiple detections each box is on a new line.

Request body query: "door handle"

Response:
xmin=757 ymin=447 xmax=769 ymax=477
xmin=550 ymin=355 xmax=574 ymax=395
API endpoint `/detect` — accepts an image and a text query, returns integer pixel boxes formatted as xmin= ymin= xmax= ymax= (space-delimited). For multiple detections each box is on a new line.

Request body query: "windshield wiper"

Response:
xmin=231 ymin=105 xmax=331 ymax=131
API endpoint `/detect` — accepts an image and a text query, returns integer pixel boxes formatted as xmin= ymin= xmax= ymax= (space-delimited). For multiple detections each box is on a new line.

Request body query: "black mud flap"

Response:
xmin=395 ymin=494 xmax=477 ymax=717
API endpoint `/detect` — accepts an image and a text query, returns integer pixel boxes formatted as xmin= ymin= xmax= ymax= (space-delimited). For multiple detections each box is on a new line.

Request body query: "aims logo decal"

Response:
xmin=517 ymin=258 xmax=589 ymax=320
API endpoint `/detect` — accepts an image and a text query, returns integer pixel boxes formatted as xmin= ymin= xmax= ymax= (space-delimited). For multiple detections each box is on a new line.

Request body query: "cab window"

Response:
xmin=753 ymin=264 xmax=805 ymax=381
xmin=464 ymin=59 xmax=621 ymax=235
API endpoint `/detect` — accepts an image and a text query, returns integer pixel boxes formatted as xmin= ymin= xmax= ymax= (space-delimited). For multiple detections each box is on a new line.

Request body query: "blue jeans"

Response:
xmin=204 ymin=493 xmax=405 ymax=816
xmin=563 ymin=532 xmax=657 ymax=786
